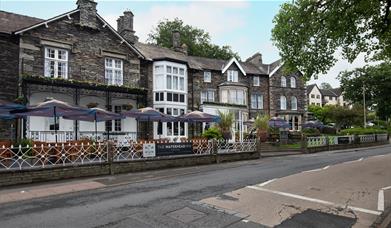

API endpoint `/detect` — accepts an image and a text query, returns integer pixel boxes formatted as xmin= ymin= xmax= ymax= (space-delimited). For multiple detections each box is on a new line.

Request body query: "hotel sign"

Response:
xmin=156 ymin=142 xmax=193 ymax=156
xmin=143 ymin=143 xmax=156 ymax=158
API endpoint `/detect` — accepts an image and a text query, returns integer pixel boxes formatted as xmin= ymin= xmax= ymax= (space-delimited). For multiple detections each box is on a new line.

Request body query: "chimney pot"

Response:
xmin=117 ymin=11 xmax=138 ymax=44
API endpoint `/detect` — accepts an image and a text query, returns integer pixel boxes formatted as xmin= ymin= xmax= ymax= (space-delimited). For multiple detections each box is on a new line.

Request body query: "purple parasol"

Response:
xmin=268 ymin=117 xmax=290 ymax=128
xmin=178 ymin=111 xmax=220 ymax=123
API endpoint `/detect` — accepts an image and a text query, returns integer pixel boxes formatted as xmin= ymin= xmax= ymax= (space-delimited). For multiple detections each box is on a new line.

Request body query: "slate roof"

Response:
xmin=320 ymin=89 xmax=338 ymax=97
xmin=134 ymin=42 xmax=188 ymax=63
xmin=0 ymin=10 xmax=43 ymax=34
xmin=306 ymin=84 xmax=317 ymax=95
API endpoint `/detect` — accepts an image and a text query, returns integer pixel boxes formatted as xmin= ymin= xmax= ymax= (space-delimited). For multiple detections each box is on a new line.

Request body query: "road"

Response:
xmin=0 ymin=145 xmax=390 ymax=228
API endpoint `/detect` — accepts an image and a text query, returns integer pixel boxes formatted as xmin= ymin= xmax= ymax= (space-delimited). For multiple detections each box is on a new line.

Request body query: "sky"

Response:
xmin=0 ymin=0 xmax=372 ymax=87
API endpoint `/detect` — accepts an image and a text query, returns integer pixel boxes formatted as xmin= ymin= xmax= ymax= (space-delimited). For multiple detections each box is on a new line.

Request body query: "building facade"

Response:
xmin=306 ymin=84 xmax=350 ymax=107
xmin=0 ymin=0 xmax=307 ymax=141
xmin=307 ymin=84 xmax=323 ymax=106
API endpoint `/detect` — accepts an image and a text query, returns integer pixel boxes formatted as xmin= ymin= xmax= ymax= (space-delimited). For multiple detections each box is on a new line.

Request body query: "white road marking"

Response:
xmin=322 ymin=165 xmax=330 ymax=170
xmin=247 ymin=185 xmax=381 ymax=216
xmin=302 ymin=168 xmax=323 ymax=173
xmin=378 ymin=185 xmax=391 ymax=211
xmin=242 ymin=219 xmax=249 ymax=223
xmin=378 ymin=189 xmax=384 ymax=211
xmin=344 ymin=157 xmax=364 ymax=164
xmin=258 ymin=178 xmax=277 ymax=187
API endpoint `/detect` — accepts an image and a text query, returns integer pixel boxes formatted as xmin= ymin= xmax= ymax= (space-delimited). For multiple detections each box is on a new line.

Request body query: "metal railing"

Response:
xmin=307 ymin=134 xmax=388 ymax=148
xmin=27 ymin=131 xmax=137 ymax=143
xmin=0 ymin=142 xmax=108 ymax=170
xmin=216 ymin=140 xmax=257 ymax=154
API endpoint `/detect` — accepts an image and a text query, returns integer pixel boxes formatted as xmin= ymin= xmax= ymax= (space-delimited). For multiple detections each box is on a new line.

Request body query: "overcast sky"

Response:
xmin=1 ymin=0 xmax=374 ymax=88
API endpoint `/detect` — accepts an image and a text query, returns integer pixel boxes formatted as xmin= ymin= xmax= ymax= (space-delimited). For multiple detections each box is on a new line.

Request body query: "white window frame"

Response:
xmin=280 ymin=95 xmax=287 ymax=110
xmin=220 ymin=88 xmax=246 ymax=105
xmin=290 ymin=77 xmax=296 ymax=88
xmin=291 ymin=96 xmax=297 ymax=110
xmin=281 ymin=76 xmax=287 ymax=87
xmin=251 ymin=94 xmax=263 ymax=109
xmin=204 ymin=71 xmax=211 ymax=83
xmin=200 ymin=90 xmax=215 ymax=104
xmin=105 ymin=58 xmax=123 ymax=86
xmin=44 ymin=47 xmax=68 ymax=79
xmin=253 ymin=76 xmax=260 ymax=86
xmin=227 ymin=70 xmax=238 ymax=82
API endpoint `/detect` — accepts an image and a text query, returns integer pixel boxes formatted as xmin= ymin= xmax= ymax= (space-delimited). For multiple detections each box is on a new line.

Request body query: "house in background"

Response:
xmin=0 ymin=0 xmax=146 ymax=142
xmin=306 ymin=84 xmax=351 ymax=108
xmin=307 ymin=84 xmax=322 ymax=106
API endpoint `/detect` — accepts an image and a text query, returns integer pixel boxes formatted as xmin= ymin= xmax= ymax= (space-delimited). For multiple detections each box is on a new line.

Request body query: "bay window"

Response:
xmin=44 ymin=47 xmax=68 ymax=79
xmin=220 ymin=88 xmax=246 ymax=105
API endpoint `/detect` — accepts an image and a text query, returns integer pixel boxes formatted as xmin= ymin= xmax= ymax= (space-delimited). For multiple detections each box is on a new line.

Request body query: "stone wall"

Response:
xmin=0 ymin=34 xmax=19 ymax=140
xmin=269 ymin=67 xmax=306 ymax=117
xmin=0 ymin=151 xmax=259 ymax=187
xmin=19 ymin=12 xmax=141 ymax=88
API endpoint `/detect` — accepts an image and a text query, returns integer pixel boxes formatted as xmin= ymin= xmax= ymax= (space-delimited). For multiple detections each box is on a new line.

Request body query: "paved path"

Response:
xmin=0 ymin=144 xmax=390 ymax=227
xmin=201 ymin=153 xmax=391 ymax=227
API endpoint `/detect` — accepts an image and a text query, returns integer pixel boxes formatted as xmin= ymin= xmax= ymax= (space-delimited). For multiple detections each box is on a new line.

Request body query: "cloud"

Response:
xmin=102 ymin=1 xmax=248 ymax=43
xmin=309 ymin=52 xmax=380 ymax=87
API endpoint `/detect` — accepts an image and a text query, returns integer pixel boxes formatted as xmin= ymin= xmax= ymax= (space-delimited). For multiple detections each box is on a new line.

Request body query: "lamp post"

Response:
xmin=363 ymin=85 xmax=366 ymax=128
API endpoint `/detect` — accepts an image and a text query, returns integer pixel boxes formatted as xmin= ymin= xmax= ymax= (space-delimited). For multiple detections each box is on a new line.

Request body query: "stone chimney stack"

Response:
xmin=172 ymin=30 xmax=187 ymax=55
xmin=117 ymin=11 xmax=138 ymax=44
xmin=246 ymin=52 xmax=263 ymax=66
xmin=77 ymin=0 xmax=98 ymax=29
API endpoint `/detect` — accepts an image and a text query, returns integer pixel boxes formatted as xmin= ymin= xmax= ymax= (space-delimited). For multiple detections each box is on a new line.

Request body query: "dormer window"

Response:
xmin=204 ymin=71 xmax=211 ymax=83
xmin=105 ymin=58 xmax=123 ymax=86
xmin=281 ymin=76 xmax=287 ymax=87
xmin=253 ymin=76 xmax=260 ymax=86
xmin=44 ymin=47 xmax=68 ymax=79
xmin=227 ymin=70 xmax=238 ymax=82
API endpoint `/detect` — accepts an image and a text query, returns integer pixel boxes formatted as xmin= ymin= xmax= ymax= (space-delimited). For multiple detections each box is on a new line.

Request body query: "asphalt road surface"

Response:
xmin=0 ymin=145 xmax=390 ymax=228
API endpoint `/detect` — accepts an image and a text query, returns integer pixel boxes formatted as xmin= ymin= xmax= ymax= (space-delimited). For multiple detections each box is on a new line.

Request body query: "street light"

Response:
xmin=363 ymin=85 xmax=366 ymax=128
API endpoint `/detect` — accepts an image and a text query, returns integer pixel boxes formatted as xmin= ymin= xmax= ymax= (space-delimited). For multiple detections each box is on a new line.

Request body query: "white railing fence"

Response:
xmin=307 ymin=134 xmax=388 ymax=148
xmin=0 ymin=142 xmax=108 ymax=170
xmin=216 ymin=140 xmax=257 ymax=154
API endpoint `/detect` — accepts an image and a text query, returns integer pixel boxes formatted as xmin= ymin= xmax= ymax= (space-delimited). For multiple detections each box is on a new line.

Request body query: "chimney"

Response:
xmin=117 ymin=11 xmax=138 ymax=44
xmin=246 ymin=52 xmax=263 ymax=66
xmin=77 ymin=0 xmax=98 ymax=29
xmin=172 ymin=30 xmax=187 ymax=55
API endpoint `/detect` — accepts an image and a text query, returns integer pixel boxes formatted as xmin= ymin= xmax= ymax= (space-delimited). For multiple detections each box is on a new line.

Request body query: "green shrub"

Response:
xmin=340 ymin=127 xmax=387 ymax=135
xmin=12 ymin=138 xmax=33 ymax=157
xmin=202 ymin=127 xmax=223 ymax=140
xmin=302 ymin=128 xmax=321 ymax=136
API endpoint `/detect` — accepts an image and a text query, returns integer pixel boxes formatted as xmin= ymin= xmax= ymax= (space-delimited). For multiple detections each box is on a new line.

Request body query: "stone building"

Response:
xmin=0 ymin=0 xmax=146 ymax=142
xmin=0 ymin=0 xmax=307 ymax=141
xmin=266 ymin=60 xmax=307 ymax=130
xmin=307 ymin=84 xmax=322 ymax=106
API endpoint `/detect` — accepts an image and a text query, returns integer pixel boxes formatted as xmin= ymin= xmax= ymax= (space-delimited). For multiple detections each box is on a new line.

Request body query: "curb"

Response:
xmin=371 ymin=205 xmax=391 ymax=228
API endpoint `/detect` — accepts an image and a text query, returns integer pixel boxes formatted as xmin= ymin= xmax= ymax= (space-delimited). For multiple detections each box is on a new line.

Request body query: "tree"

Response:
xmin=254 ymin=114 xmax=269 ymax=142
xmin=217 ymin=111 xmax=234 ymax=140
xmin=320 ymin=82 xmax=332 ymax=89
xmin=308 ymin=104 xmax=363 ymax=129
xmin=148 ymin=18 xmax=240 ymax=60
xmin=338 ymin=62 xmax=391 ymax=120
xmin=272 ymin=0 xmax=391 ymax=80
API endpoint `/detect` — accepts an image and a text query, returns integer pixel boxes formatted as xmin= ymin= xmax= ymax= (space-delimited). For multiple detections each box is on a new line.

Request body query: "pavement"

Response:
xmin=201 ymin=153 xmax=391 ymax=227
xmin=0 ymin=144 xmax=390 ymax=227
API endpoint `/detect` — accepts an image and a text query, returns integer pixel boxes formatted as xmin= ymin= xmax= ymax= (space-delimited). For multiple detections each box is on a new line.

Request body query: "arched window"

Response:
xmin=290 ymin=77 xmax=296 ymax=88
xmin=291 ymin=96 xmax=297 ymax=110
xmin=281 ymin=76 xmax=287 ymax=87
xmin=280 ymin=96 xmax=287 ymax=110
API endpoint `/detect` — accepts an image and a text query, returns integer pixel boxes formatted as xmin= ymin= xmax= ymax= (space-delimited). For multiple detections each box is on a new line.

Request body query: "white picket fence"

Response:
xmin=307 ymin=134 xmax=388 ymax=148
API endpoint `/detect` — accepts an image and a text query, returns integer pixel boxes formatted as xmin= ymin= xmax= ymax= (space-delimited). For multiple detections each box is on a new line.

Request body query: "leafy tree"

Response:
xmin=272 ymin=0 xmax=391 ymax=80
xmin=308 ymin=104 xmax=363 ymax=129
xmin=320 ymin=82 xmax=332 ymax=89
xmin=338 ymin=63 xmax=391 ymax=120
xmin=308 ymin=105 xmax=332 ymax=123
xmin=148 ymin=18 xmax=240 ymax=60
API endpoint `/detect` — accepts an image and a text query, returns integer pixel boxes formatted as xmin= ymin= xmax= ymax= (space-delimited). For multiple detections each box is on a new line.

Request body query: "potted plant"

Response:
xmin=86 ymin=102 xmax=98 ymax=108
xmin=217 ymin=111 xmax=234 ymax=140
xmin=254 ymin=114 xmax=269 ymax=142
